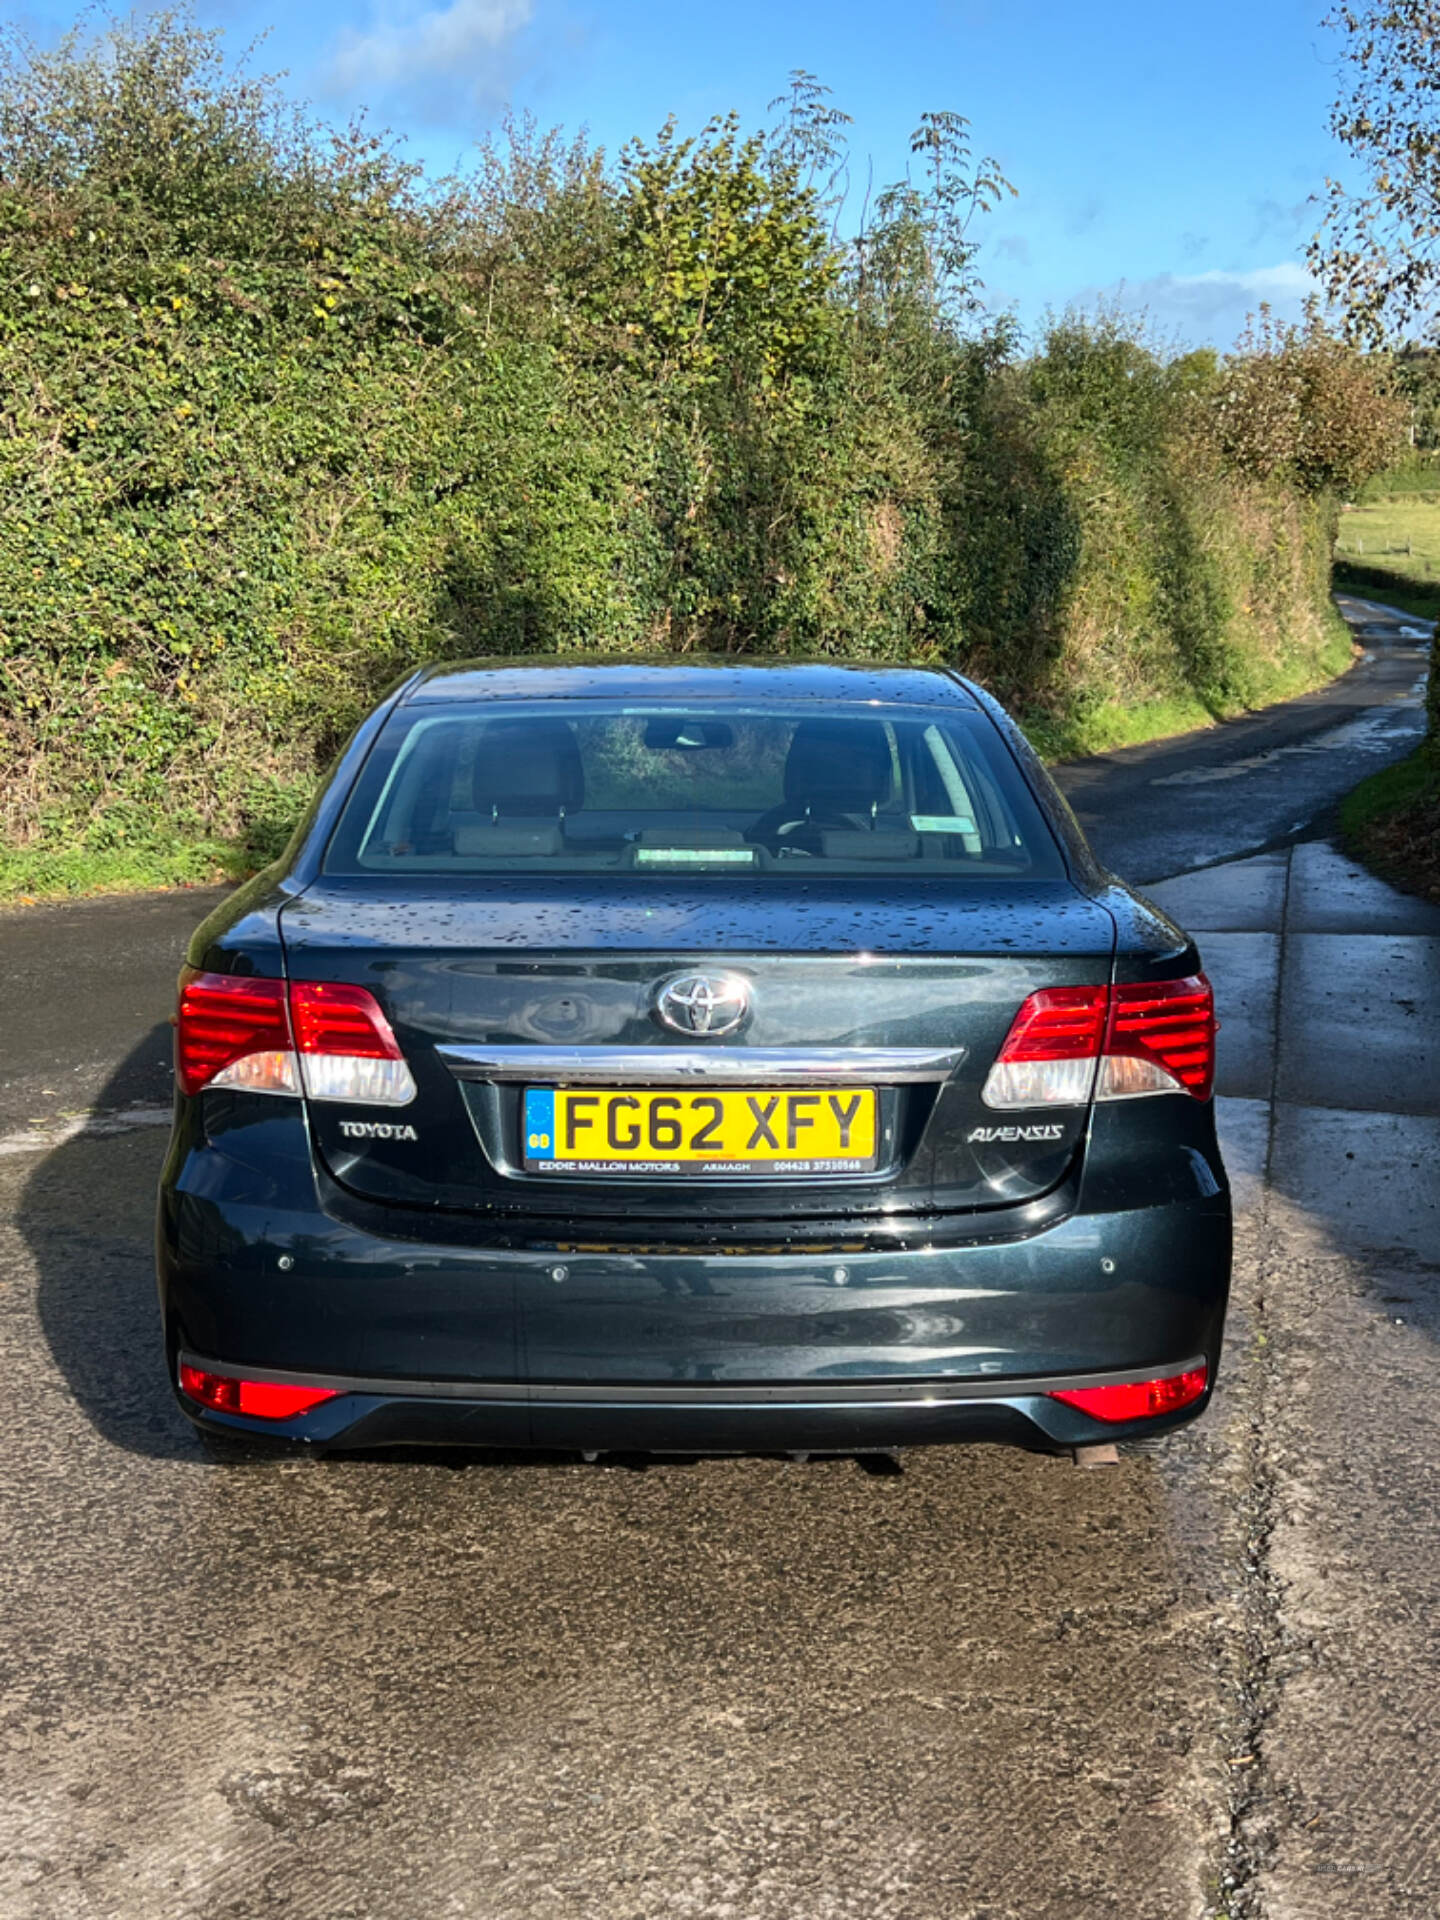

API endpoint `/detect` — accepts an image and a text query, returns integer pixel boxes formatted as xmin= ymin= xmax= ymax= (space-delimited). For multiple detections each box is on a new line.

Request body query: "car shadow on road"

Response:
xmin=20 ymin=1024 xmax=195 ymax=1461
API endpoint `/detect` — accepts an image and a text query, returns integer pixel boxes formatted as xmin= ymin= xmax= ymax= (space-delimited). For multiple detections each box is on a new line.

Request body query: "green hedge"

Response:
xmin=0 ymin=17 xmax=1402 ymax=895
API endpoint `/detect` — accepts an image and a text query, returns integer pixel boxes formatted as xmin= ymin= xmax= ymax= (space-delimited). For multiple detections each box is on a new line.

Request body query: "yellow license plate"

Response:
xmin=522 ymin=1086 xmax=879 ymax=1175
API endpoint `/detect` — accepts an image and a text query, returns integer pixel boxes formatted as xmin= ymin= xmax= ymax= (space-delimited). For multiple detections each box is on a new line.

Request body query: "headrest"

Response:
xmin=471 ymin=719 xmax=584 ymax=816
xmin=783 ymin=720 xmax=893 ymax=809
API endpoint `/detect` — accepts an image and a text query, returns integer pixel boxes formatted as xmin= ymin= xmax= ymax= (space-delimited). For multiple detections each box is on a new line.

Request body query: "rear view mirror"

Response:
xmin=643 ymin=718 xmax=734 ymax=751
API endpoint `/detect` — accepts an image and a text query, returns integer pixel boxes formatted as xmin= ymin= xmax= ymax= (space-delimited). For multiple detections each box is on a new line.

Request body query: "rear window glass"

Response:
xmin=323 ymin=701 xmax=1064 ymax=879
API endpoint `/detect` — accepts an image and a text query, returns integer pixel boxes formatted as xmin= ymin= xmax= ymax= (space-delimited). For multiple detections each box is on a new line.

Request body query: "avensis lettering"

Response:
xmin=967 ymin=1124 xmax=1065 ymax=1144
xmin=339 ymin=1121 xmax=419 ymax=1142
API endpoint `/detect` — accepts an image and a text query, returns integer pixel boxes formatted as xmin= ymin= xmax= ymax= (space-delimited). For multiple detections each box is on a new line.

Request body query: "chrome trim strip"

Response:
xmin=435 ymin=1044 xmax=966 ymax=1085
xmin=179 ymin=1352 xmax=1205 ymax=1407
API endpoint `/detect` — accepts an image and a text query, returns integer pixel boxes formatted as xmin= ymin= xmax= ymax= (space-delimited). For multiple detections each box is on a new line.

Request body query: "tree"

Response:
xmin=608 ymin=112 xmax=840 ymax=389
xmin=1311 ymin=2 xmax=1440 ymax=344
xmin=854 ymin=113 xmax=1015 ymax=332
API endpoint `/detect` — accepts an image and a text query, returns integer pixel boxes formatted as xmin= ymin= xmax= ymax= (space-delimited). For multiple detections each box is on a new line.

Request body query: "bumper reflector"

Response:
xmin=179 ymin=1363 xmax=340 ymax=1421
xmin=1048 ymin=1363 xmax=1208 ymax=1423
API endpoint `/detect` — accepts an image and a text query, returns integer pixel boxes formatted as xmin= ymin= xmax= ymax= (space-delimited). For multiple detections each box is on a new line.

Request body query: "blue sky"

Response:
xmin=22 ymin=0 xmax=1350 ymax=348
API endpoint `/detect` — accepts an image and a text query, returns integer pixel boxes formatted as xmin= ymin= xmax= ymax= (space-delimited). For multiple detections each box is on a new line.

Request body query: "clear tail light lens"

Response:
xmin=982 ymin=974 xmax=1215 ymax=1108
xmin=1048 ymin=1362 xmax=1208 ymax=1423
xmin=174 ymin=971 xmax=416 ymax=1105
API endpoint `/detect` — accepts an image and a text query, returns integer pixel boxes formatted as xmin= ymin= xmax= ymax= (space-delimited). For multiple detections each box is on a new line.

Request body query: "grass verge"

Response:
xmin=1332 ymin=489 xmax=1439 ymax=903
xmin=0 ymin=836 xmax=248 ymax=910
xmin=1028 ymin=611 xmax=1358 ymax=761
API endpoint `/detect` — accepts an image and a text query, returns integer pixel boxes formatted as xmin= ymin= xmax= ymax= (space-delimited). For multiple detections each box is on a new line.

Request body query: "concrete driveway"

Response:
xmin=1146 ymin=841 xmax=1440 ymax=1917
xmin=2 ymin=611 xmax=1438 ymax=1919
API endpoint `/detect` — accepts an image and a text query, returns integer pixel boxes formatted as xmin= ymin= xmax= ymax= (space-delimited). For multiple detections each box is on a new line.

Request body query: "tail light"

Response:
xmin=179 ymin=1362 xmax=339 ymax=1421
xmin=288 ymin=981 xmax=416 ymax=1104
xmin=175 ymin=973 xmax=295 ymax=1097
xmin=982 ymin=973 xmax=1216 ymax=1109
xmin=174 ymin=969 xmax=416 ymax=1105
xmin=1049 ymin=1362 xmax=1208 ymax=1423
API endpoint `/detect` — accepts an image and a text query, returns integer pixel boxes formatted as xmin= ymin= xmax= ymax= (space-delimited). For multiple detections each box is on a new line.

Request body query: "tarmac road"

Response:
xmin=1 ymin=605 xmax=1436 ymax=1920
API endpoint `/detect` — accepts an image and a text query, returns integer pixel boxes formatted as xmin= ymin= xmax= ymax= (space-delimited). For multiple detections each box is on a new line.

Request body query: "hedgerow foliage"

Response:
xmin=0 ymin=14 xmax=1406 ymax=884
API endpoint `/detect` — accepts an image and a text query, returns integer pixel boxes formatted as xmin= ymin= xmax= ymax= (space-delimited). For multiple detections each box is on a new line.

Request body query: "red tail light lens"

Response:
xmin=175 ymin=970 xmax=291 ymax=1097
xmin=289 ymin=981 xmax=404 ymax=1059
xmin=1049 ymin=1363 xmax=1208 ymax=1423
xmin=179 ymin=1363 xmax=339 ymax=1421
xmin=1104 ymin=975 xmax=1216 ymax=1101
xmin=995 ymin=985 xmax=1109 ymax=1062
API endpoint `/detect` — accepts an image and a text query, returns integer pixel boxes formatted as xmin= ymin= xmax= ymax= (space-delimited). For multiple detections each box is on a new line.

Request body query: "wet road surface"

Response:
xmin=2 ymin=608 xmax=1438 ymax=1918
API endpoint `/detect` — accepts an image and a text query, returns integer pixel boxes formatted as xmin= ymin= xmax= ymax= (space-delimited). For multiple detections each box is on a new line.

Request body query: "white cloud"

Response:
xmin=1080 ymin=261 xmax=1322 ymax=348
xmin=331 ymin=0 xmax=532 ymax=104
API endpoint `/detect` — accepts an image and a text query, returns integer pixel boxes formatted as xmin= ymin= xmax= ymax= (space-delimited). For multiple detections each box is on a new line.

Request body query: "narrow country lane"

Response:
xmin=1054 ymin=594 xmax=1431 ymax=882
xmin=1 ymin=605 xmax=1436 ymax=1919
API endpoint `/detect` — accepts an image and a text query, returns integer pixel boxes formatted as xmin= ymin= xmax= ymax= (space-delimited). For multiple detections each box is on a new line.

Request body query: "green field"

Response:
xmin=1356 ymin=460 xmax=1440 ymax=503
xmin=1334 ymin=494 xmax=1440 ymax=622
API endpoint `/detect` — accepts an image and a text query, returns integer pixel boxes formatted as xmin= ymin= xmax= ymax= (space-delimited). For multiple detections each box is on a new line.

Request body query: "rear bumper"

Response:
xmin=158 ymin=1103 xmax=1231 ymax=1455
xmin=172 ymin=1351 xmax=1216 ymax=1454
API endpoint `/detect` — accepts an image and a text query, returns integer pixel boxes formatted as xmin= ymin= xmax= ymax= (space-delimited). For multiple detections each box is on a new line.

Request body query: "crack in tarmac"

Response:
xmin=1212 ymin=1220 xmax=1288 ymax=1918
xmin=1193 ymin=845 xmax=1295 ymax=1920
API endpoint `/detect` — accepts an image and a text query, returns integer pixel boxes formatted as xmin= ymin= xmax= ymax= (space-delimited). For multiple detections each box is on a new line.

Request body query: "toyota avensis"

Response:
xmin=157 ymin=660 xmax=1230 ymax=1459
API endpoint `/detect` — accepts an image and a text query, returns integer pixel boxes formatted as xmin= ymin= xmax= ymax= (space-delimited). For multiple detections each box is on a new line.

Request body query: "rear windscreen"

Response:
xmin=322 ymin=701 xmax=1065 ymax=879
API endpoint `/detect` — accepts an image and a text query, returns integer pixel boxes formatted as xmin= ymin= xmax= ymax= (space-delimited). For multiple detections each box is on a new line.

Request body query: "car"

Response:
xmin=157 ymin=658 xmax=1230 ymax=1461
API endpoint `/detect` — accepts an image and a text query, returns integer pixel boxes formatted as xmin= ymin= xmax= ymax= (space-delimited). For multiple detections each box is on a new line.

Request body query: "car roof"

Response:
xmin=404 ymin=656 xmax=980 ymax=708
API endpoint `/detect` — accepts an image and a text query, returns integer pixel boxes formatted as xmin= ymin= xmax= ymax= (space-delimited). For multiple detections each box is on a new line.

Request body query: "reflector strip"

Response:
xmin=1049 ymin=1363 xmax=1208 ymax=1423
xmin=179 ymin=1362 xmax=340 ymax=1421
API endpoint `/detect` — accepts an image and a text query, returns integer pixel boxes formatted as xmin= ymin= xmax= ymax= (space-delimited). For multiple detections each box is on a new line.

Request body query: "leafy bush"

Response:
xmin=0 ymin=13 xmax=1405 ymax=892
xmin=1213 ymin=305 xmax=1408 ymax=494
